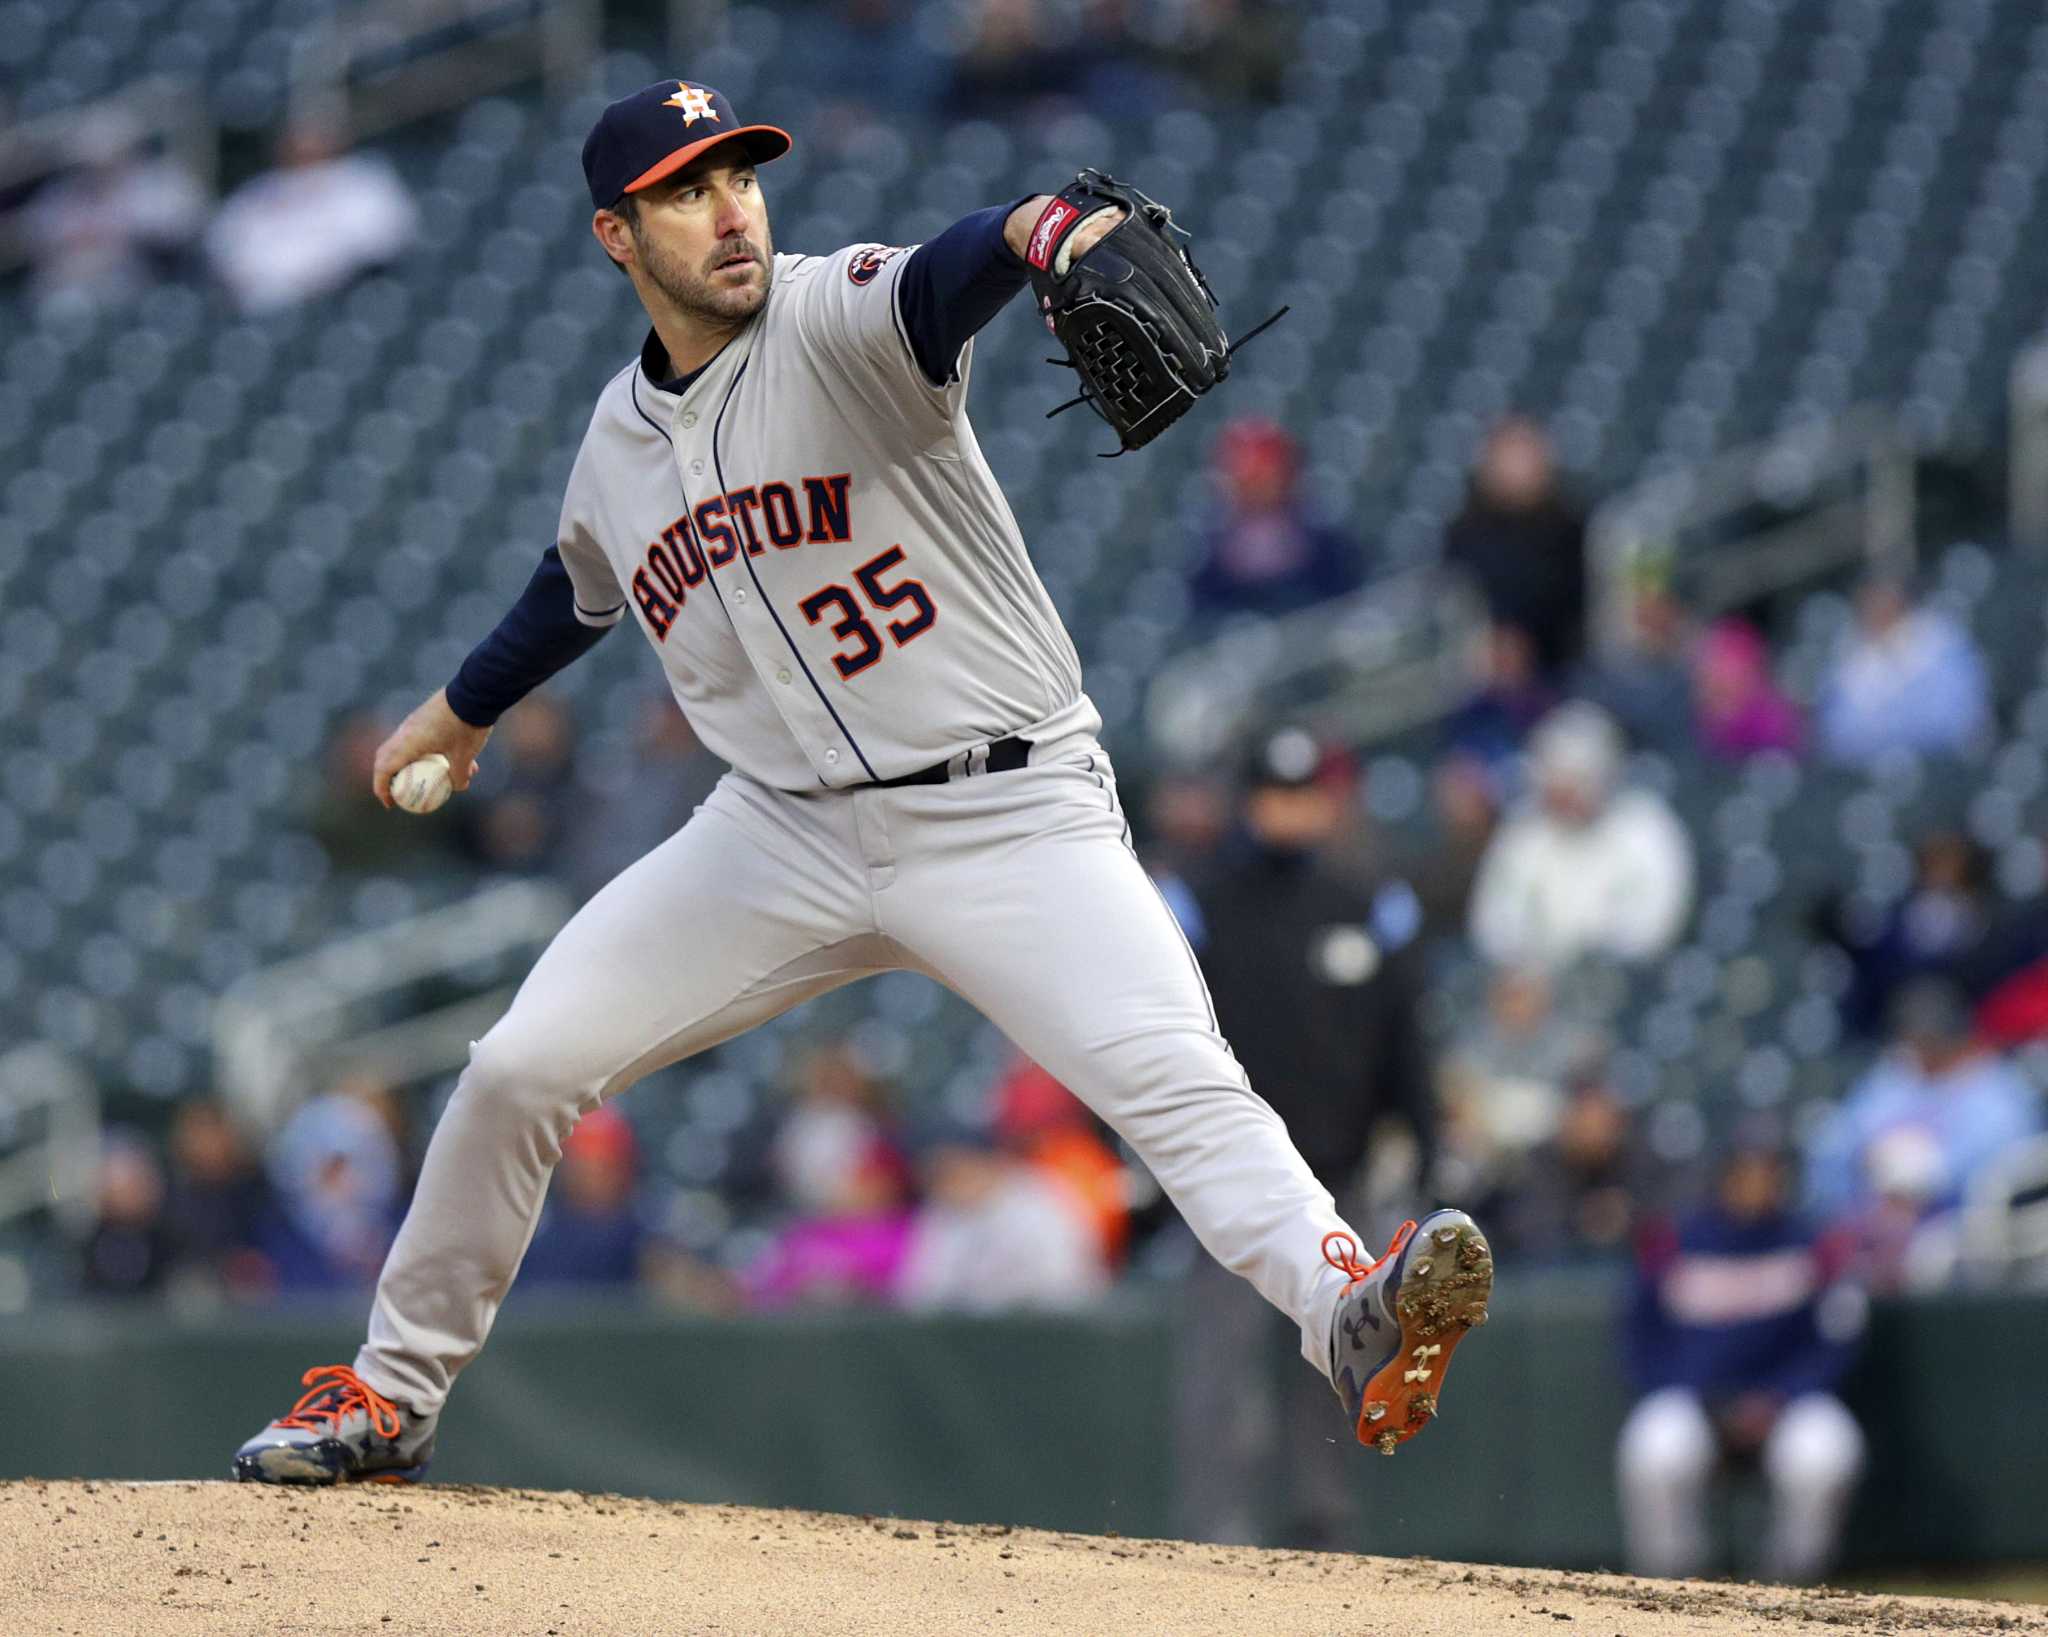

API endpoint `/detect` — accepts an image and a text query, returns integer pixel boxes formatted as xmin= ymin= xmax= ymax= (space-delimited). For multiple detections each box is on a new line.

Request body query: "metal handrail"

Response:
xmin=213 ymin=879 xmax=573 ymax=1130
xmin=290 ymin=0 xmax=601 ymax=141
xmin=1588 ymin=405 xmax=1919 ymax=656
xmin=1143 ymin=569 xmax=1487 ymax=766
xmin=0 ymin=1045 xmax=100 ymax=1238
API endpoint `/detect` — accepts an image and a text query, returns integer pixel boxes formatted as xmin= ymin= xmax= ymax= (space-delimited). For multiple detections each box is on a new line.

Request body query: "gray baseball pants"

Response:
xmin=354 ymin=735 xmax=1355 ymax=1416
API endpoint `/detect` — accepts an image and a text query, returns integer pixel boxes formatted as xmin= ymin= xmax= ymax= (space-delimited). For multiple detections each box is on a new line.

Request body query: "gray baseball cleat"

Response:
xmin=1324 ymin=1208 xmax=1494 ymax=1456
xmin=232 ymin=1364 xmax=437 ymax=1484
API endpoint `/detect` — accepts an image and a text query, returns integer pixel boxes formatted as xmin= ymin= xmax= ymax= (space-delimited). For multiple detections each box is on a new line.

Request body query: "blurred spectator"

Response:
xmin=1187 ymin=418 xmax=1362 ymax=618
xmin=254 ymin=1078 xmax=406 ymax=1292
xmin=1397 ymin=752 xmax=1501 ymax=947
xmin=76 ymin=1129 xmax=177 ymax=1297
xmin=897 ymin=1119 xmax=1109 ymax=1311
xmin=1468 ymin=703 xmax=1695 ymax=971
xmin=1580 ymin=576 xmax=1695 ymax=756
xmin=162 ymin=1098 xmax=274 ymax=1299
xmin=1822 ymin=831 xmax=1998 ymax=1038
xmin=22 ymin=110 xmax=206 ymax=317
xmin=1693 ymin=617 xmax=1804 ymax=763
xmin=205 ymin=117 xmax=417 ymax=314
xmin=1437 ymin=967 xmax=1603 ymax=1199
xmin=458 ymin=695 xmax=578 ymax=876
xmin=783 ymin=0 xmax=948 ymax=130
xmin=1617 ymin=1144 xmax=1866 ymax=1584
xmin=1805 ymin=980 xmax=2042 ymax=1281
xmin=988 ymin=1054 xmax=1131 ymax=1266
xmin=1444 ymin=417 xmax=1588 ymax=681
xmin=769 ymin=1045 xmax=902 ymax=1214
xmin=1140 ymin=770 xmax=1231 ymax=938
xmin=1156 ymin=0 xmax=1304 ymax=104
xmin=1817 ymin=579 xmax=1990 ymax=767
xmin=1444 ymin=621 xmax=1557 ymax=783
xmin=519 ymin=1103 xmax=644 ymax=1288
xmin=566 ymin=695 xmax=727 ymax=902
xmin=1141 ymin=770 xmax=1231 ymax=879
xmin=1181 ymin=727 xmax=1434 ymax=1195
xmin=1484 ymin=1067 xmax=1647 ymax=1263
xmin=744 ymin=1047 xmax=914 ymax=1307
xmin=941 ymin=0 xmax=1180 ymax=121
xmin=1171 ymin=726 xmax=1430 ymax=1550
xmin=305 ymin=711 xmax=461 ymax=878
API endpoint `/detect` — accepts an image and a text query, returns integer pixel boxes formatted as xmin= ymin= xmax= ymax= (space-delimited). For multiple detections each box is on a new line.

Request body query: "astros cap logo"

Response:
xmin=663 ymin=83 xmax=718 ymax=125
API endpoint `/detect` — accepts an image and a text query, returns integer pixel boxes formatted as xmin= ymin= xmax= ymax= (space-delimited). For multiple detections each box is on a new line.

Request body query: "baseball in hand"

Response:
xmin=390 ymin=753 xmax=454 ymax=815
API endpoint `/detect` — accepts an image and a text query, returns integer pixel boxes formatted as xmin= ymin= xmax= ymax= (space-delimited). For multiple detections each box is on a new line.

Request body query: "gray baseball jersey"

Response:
xmin=555 ymin=243 xmax=1099 ymax=790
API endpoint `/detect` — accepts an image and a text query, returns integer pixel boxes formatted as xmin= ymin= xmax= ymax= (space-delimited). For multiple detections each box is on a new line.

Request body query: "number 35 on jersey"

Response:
xmin=626 ymin=471 xmax=939 ymax=682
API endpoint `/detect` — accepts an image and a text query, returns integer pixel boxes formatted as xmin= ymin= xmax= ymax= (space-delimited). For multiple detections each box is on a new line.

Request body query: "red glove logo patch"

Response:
xmin=1026 ymin=200 xmax=1079 ymax=270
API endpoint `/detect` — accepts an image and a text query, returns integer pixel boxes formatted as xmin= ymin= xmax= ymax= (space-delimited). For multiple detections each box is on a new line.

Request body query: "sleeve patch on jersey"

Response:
xmin=847 ymin=245 xmax=905 ymax=286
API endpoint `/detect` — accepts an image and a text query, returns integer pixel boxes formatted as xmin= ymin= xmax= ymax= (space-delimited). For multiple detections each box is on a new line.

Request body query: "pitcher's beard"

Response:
xmin=640 ymin=232 xmax=772 ymax=326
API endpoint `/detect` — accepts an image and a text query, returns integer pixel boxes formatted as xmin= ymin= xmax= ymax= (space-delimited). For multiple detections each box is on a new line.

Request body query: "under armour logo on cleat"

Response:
xmin=1403 ymin=1343 xmax=1442 ymax=1384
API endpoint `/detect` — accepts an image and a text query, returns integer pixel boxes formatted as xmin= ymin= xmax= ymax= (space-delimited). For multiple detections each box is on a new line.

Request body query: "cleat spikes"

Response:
xmin=1432 ymin=1225 xmax=1459 ymax=1246
xmin=1375 ymin=1431 xmax=1401 ymax=1456
xmin=1364 ymin=1402 xmax=1388 ymax=1423
xmin=1411 ymin=1258 xmax=1433 ymax=1278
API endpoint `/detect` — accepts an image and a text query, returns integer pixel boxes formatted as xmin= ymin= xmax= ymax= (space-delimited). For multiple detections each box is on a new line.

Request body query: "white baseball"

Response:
xmin=390 ymin=753 xmax=453 ymax=815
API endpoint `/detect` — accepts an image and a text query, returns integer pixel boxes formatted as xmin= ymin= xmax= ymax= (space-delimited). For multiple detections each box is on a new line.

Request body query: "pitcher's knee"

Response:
xmin=457 ymin=1024 xmax=608 ymax=1154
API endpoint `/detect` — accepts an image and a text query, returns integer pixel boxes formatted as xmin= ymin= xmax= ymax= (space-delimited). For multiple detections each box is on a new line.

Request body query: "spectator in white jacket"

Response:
xmin=1469 ymin=702 xmax=1694 ymax=971
xmin=205 ymin=118 xmax=417 ymax=314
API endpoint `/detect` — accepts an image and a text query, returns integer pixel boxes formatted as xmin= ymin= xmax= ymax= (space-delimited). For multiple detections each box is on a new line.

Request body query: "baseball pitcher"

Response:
xmin=232 ymin=81 xmax=1492 ymax=1484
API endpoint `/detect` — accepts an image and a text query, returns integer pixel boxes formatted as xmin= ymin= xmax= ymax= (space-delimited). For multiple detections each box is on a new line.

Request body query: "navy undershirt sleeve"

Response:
xmin=895 ymin=198 xmax=1035 ymax=388
xmin=444 ymin=546 xmax=613 ymax=728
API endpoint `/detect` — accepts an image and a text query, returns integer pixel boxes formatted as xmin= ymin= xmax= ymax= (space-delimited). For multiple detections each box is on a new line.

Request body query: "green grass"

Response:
xmin=1838 ymin=1566 xmax=2048 ymax=1606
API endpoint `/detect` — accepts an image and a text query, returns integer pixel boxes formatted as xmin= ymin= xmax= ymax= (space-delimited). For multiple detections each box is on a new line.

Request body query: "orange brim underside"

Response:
xmin=626 ymin=125 xmax=793 ymax=193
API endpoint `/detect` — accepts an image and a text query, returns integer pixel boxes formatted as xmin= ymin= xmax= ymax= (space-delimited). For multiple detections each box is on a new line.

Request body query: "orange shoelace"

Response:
xmin=272 ymin=1365 xmax=403 ymax=1440
xmin=1322 ymin=1220 xmax=1418 ymax=1287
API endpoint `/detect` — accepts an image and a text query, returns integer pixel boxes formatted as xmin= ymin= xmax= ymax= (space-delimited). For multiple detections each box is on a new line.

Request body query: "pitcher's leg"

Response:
xmin=355 ymin=779 xmax=883 ymax=1415
xmin=876 ymin=760 xmax=1354 ymax=1374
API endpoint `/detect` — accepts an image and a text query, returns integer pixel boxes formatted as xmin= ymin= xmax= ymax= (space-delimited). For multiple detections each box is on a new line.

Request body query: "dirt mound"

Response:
xmin=4 ymin=1477 xmax=2041 ymax=1636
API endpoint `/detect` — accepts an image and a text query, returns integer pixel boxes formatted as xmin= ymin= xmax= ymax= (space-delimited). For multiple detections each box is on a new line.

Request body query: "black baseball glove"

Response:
xmin=1024 ymin=170 xmax=1285 ymax=454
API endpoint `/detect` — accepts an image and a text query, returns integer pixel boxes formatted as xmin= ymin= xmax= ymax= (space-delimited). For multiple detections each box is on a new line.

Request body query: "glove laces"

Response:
xmin=273 ymin=1364 xmax=404 ymax=1440
xmin=1322 ymin=1219 xmax=1418 ymax=1288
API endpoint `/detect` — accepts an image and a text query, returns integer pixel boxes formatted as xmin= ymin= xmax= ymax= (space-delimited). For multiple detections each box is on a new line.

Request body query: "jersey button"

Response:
xmin=689 ymin=459 xmax=704 ymax=475
xmin=776 ymin=667 xmax=792 ymax=685
xmin=825 ymin=749 xmax=840 ymax=765
xmin=733 ymin=588 xmax=747 ymax=603
xmin=681 ymin=412 xmax=698 ymax=428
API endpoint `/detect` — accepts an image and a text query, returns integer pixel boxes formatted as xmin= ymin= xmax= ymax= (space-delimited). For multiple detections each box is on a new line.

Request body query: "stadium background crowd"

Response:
xmin=5 ymin=0 xmax=2048 ymax=1585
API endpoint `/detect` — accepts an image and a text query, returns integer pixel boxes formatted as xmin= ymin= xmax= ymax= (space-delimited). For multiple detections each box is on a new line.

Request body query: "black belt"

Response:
xmin=871 ymin=736 xmax=1034 ymax=788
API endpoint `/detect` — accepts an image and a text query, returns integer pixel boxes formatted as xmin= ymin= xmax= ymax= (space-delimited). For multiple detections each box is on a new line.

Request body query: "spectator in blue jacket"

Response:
xmin=1817 ymin=578 xmax=1990 ymax=767
xmin=1615 ymin=1143 xmax=1867 ymax=1583
xmin=517 ymin=1102 xmax=645 ymax=1288
xmin=1187 ymin=418 xmax=1362 ymax=618
xmin=1806 ymin=979 xmax=2043 ymax=1230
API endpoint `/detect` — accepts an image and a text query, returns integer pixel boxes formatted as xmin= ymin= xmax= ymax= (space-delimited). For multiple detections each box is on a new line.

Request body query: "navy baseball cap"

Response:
xmin=582 ymin=80 xmax=792 ymax=210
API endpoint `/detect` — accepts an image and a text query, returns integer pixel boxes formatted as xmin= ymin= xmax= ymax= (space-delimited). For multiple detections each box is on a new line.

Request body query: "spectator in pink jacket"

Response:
xmin=1694 ymin=618 xmax=1805 ymax=763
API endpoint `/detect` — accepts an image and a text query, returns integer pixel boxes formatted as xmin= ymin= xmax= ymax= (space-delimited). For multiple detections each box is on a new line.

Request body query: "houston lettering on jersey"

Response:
xmin=630 ymin=472 xmax=853 ymax=638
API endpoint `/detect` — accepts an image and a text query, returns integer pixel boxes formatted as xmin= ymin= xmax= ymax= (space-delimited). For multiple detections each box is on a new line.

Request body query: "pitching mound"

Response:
xmin=4 ymin=1478 xmax=2041 ymax=1636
